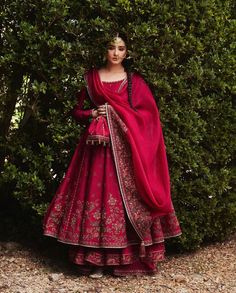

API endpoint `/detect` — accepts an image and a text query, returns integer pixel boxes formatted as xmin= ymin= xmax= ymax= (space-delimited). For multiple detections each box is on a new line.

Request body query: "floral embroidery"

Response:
xmin=44 ymin=193 xmax=128 ymax=247
xmin=106 ymin=106 xmax=182 ymax=244
xmin=44 ymin=109 xmax=181 ymax=249
xmin=69 ymin=243 xmax=165 ymax=266
xmin=107 ymin=106 xmax=153 ymax=242
xmin=44 ymin=109 xmax=181 ymax=253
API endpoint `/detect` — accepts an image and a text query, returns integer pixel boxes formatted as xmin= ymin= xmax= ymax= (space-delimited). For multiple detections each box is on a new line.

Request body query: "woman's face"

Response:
xmin=106 ymin=37 xmax=127 ymax=66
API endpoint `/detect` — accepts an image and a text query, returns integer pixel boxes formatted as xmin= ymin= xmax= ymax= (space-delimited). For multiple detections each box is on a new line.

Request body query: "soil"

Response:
xmin=0 ymin=234 xmax=235 ymax=293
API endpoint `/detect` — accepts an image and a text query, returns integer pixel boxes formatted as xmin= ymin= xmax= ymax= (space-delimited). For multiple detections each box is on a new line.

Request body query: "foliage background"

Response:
xmin=0 ymin=0 xmax=235 ymax=251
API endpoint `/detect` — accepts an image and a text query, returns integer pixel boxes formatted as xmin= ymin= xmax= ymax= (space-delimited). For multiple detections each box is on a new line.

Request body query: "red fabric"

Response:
xmin=85 ymin=69 xmax=173 ymax=216
xmin=43 ymin=77 xmax=181 ymax=276
xmin=43 ymin=140 xmax=181 ymax=247
xmin=86 ymin=116 xmax=110 ymax=145
xmin=69 ymin=241 xmax=165 ymax=275
xmin=71 ymin=88 xmax=93 ymax=122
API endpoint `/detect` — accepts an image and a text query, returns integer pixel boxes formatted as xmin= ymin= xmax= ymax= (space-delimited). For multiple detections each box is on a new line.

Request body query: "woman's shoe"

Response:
xmin=89 ymin=267 xmax=103 ymax=278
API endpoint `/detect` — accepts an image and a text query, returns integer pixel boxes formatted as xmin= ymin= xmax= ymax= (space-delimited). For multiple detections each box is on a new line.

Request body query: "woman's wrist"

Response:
xmin=91 ymin=109 xmax=98 ymax=118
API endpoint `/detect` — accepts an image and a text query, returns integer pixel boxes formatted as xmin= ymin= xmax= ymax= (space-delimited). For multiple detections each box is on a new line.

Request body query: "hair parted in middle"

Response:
xmin=106 ymin=31 xmax=136 ymax=111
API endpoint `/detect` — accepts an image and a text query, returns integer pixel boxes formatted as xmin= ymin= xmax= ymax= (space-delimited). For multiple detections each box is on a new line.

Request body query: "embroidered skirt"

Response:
xmin=43 ymin=140 xmax=181 ymax=275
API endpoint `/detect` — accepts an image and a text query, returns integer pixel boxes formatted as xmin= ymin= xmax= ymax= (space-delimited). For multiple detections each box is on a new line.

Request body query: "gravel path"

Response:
xmin=0 ymin=234 xmax=235 ymax=293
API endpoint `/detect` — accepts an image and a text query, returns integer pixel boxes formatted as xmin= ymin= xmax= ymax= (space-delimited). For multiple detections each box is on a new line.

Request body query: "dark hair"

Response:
xmin=108 ymin=32 xmax=136 ymax=111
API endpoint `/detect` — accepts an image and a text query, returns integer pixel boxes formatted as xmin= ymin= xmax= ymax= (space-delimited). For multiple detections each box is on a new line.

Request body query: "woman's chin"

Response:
xmin=108 ymin=60 xmax=122 ymax=65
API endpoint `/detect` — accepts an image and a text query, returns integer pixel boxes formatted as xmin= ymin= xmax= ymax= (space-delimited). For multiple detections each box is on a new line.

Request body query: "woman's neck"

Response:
xmin=98 ymin=63 xmax=127 ymax=82
xmin=104 ymin=63 xmax=125 ymax=73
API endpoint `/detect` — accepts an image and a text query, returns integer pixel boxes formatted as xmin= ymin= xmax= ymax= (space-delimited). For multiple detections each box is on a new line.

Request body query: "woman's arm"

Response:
xmin=71 ymin=87 xmax=95 ymax=122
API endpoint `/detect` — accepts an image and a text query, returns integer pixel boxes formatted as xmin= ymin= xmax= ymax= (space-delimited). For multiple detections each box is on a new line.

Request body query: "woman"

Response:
xmin=43 ymin=33 xmax=181 ymax=278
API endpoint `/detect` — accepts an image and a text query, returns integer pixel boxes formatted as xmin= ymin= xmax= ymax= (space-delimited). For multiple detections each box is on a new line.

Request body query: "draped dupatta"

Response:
xmin=85 ymin=69 xmax=174 ymax=246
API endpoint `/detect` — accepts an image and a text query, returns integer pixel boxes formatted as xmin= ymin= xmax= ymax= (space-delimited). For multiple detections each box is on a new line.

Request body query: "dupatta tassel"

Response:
xmin=139 ymin=241 xmax=146 ymax=258
xmin=86 ymin=115 xmax=110 ymax=146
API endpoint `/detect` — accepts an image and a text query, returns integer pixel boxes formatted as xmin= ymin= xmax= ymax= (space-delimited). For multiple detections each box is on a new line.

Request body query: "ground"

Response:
xmin=0 ymin=234 xmax=235 ymax=293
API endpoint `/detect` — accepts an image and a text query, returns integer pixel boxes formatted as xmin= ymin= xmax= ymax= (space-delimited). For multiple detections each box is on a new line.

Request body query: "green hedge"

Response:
xmin=1 ymin=0 xmax=235 ymax=250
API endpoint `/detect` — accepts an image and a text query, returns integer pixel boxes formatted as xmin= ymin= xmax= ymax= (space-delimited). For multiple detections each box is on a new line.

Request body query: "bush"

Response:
xmin=1 ymin=0 xmax=235 ymax=250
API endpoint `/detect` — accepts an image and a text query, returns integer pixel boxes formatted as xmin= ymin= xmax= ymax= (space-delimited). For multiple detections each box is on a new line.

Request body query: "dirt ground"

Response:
xmin=0 ymin=233 xmax=235 ymax=293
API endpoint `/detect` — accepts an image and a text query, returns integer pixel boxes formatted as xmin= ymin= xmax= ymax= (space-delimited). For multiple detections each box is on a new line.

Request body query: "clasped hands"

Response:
xmin=92 ymin=104 xmax=107 ymax=119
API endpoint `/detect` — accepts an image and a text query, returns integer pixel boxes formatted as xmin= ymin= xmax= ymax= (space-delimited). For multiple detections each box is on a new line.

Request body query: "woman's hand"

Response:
xmin=91 ymin=109 xmax=99 ymax=118
xmin=92 ymin=105 xmax=107 ymax=118
xmin=97 ymin=105 xmax=107 ymax=117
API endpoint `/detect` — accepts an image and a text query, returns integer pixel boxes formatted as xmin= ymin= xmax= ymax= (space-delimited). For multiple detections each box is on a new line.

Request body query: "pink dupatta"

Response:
xmin=85 ymin=69 xmax=174 ymax=219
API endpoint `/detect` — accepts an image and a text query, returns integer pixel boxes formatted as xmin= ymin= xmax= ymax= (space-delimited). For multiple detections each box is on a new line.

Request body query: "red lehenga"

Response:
xmin=43 ymin=69 xmax=181 ymax=276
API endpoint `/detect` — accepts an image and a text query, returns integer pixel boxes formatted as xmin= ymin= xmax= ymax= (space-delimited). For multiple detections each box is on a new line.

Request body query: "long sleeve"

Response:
xmin=71 ymin=87 xmax=94 ymax=122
